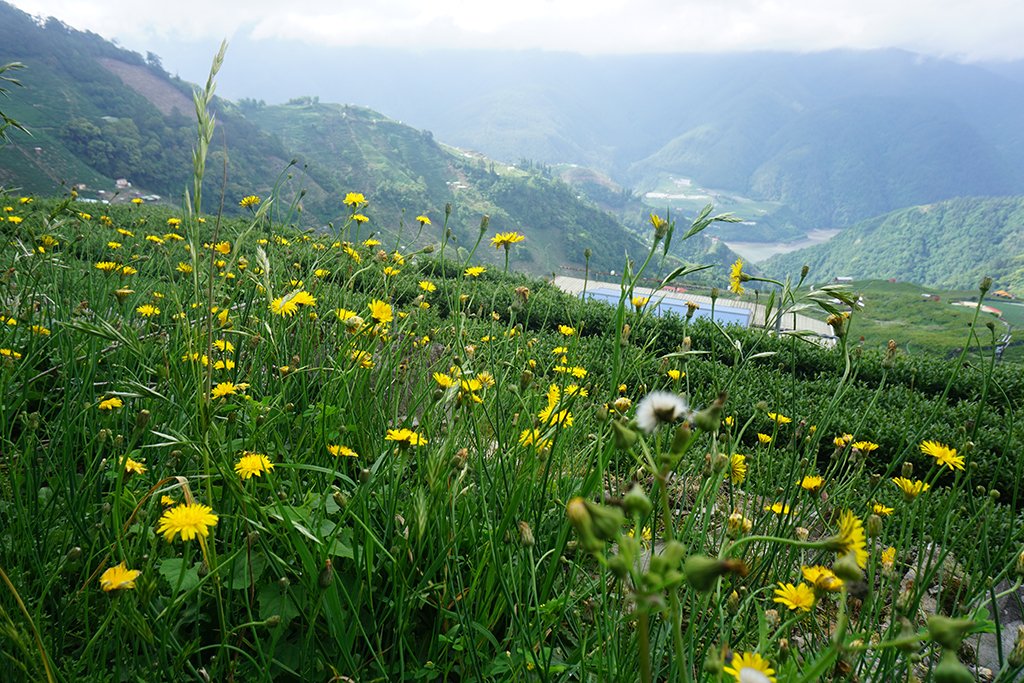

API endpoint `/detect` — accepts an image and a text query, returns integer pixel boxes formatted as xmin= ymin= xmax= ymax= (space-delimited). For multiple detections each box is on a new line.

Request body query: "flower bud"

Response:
xmin=927 ymin=615 xmax=976 ymax=651
xmin=866 ymin=514 xmax=883 ymax=538
xmin=611 ymin=420 xmax=639 ymax=450
xmin=979 ymin=276 xmax=993 ymax=295
xmin=319 ymin=559 xmax=335 ymax=588
xmin=693 ymin=392 xmax=727 ymax=432
xmin=519 ymin=370 xmax=533 ymax=391
xmin=902 ymin=461 xmax=914 ymax=478
xmin=332 ymin=491 xmax=348 ymax=509
xmin=608 ymin=554 xmax=631 ymax=579
xmin=683 ymin=555 xmax=746 ymax=592
xmin=703 ymin=647 xmax=724 ymax=675
xmin=566 ymin=497 xmax=602 ymax=553
xmin=727 ymin=590 xmax=740 ymax=615
xmin=517 ymin=521 xmax=535 ymax=548
xmin=833 ymin=552 xmax=864 ymax=583
xmin=264 ymin=615 xmax=281 ymax=628
xmin=135 ymin=409 xmax=151 ymax=430
xmin=933 ymin=649 xmax=974 ymax=683
xmin=1009 ymin=625 xmax=1024 ymax=667
xmin=623 ymin=483 xmax=653 ymax=517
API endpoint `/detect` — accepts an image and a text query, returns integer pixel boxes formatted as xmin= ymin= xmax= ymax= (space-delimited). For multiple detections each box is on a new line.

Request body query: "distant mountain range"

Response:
xmin=164 ymin=42 xmax=1024 ymax=232
xmin=765 ymin=196 xmax=1024 ymax=291
xmin=0 ymin=1 xmax=743 ymax=276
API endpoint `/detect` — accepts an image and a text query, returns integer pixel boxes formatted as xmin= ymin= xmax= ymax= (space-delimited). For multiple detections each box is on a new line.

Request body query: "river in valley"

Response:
xmin=722 ymin=228 xmax=842 ymax=263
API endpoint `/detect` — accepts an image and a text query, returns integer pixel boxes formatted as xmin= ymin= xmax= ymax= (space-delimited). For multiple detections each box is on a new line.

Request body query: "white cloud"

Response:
xmin=10 ymin=0 xmax=1024 ymax=61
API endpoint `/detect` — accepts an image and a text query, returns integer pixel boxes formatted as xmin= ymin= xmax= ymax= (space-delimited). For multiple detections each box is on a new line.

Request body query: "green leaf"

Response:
xmin=258 ymin=582 xmax=302 ymax=623
xmin=158 ymin=558 xmax=200 ymax=594
xmin=226 ymin=552 xmax=267 ymax=590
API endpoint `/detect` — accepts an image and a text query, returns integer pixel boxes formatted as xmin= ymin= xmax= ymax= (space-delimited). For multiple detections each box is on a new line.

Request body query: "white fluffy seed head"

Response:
xmin=634 ymin=391 xmax=691 ymax=434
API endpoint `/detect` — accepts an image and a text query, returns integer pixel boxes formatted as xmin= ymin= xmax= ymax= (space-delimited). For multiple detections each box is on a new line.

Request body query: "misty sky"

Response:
xmin=11 ymin=0 xmax=1024 ymax=71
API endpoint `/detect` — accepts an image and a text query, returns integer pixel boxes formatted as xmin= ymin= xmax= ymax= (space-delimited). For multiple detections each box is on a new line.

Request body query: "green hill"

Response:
xmin=0 ymin=1 xmax=741 ymax=276
xmin=764 ymin=196 xmax=1024 ymax=291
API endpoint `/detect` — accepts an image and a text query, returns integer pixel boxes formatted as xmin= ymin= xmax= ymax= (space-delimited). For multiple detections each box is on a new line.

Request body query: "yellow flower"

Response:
xmin=729 ymin=453 xmax=747 ymax=485
xmin=368 ymin=299 xmax=393 ymax=324
xmin=214 ymin=241 xmax=231 ymax=255
xmin=234 ymin=452 xmax=274 ymax=480
xmin=107 ymin=241 xmax=121 ymax=249
xmin=724 ymin=416 xmax=735 ymax=427
xmin=799 ymin=475 xmax=824 ymax=493
xmin=98 ymin=397 xmax=124 ymax=410
xmin=343 ymin=192 xmax=367 ymax=207
xmin=631 ymin=295 xmax=650 ymax=310
xmin=667 ymin=369 xmax=683 ymax=381
xmin=211 ymin=381 xmax=248 ymax=399
xmin=519 ymin=429 xmax=552 ymax=452
xmin=160 ymin=495 xmax=176 ymax=506
xmin=120 ymin=265 xmax=137 ymax=275
xmin=729 ymin=258 xmax=746 ymax=295
xmin=343 ymin=245 xmax=362 ymax=263
xmin=157 ymin=502 xmax=219 ymax=542
xmin=176 ymin=262 xmax=193 ymax=274
xmin=833 ymin=510 xmax=868 ymax=568
xmin=834 ymin=433 xmax=853 ymax=448
xmin=95 ymin=261 xmax=119 ymax=273
xmin=881 ymin=546 xmax=897 ymax=571
xmin=166 ymin=217 xmax=182 ymax=227
xmin=419 ymin=280 xmax=437 ymax=292
xmin=873 ymin=503 xmax=894 ymax=516
xmin=350 ymin=350 xmax=374 ymax=369
xmin=131 ymin=197 xmax=143 ymax=205
xmin=335 ymin=308 xmax=359 ymax=323
xmin=239 ymin=195 xmax=261 ymax=208
xmin=774 ymin=582 xmax=816 ymax=611
xmin=363 ymin=238 xmax=381 ymax=247
xmin=352 ymin=214 xmax=369 ymax=224
xmin=892 ymin=476 xmax=929 ymax=500
xmin=920 ymin=440 xmax=964 ymax=471
xmin=385 ymin=428 xmax=427 ymax=447
xmin=146 ymin=235 xmax=165 ymax=245
xmin=724 ymin=652 xmax=776 ymax=683
xmin=433 ymin=372 xmax=456 ymax=388
xmin=464 ymin=266 xmax=486 ymax=277
xmin=852 ymin=440 xmax=879 ymax=453
xmin=802 ymin=565 xmax=844 ymax=592
xmin=558 ymin=325 xmax=576 ymax=336
xmin=764 ymin=502 xmax=790 ymax=515
xmin=383 ymin=266 xmax=401 ymax=276
xmin=136 ymin=304 xmax=160 ymax=317
xmin=416 ymin=215 xmax=431 ymax=225
xmin=122 ymin=457 xmax=147 ymax=475
xmin=99 ymin=563 xmax=142 ymax=592
xmin=327 ymin=444 xmax=358 ymax=458
xmin=767 ymin=412 xmax=791 ymax=424
xmin=490 ymin=231 xmax=525 ymax=249
xmin=213 ymin=339 xmax=235 ymax=353
xmin=0 ymin=348 xmax=22 ymax=359
xmin=757 ymin=433 xmax=772 ymax=445
xmin=270 ymin=290 xmax=315 ymax=316
xmin=30 ymin=325 xmax=50 ymax=336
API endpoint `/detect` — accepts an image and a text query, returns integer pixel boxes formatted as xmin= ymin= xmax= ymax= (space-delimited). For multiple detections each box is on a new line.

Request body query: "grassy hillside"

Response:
xmin=765 ymin=196 xmax=1024 ymax=291
xmin=0 ymin=193 xmax=1021 ymax=680
xmin=240 ymin=100 xmax=660 ymax=275
xmin=792 ymin=279 xmax=1022 ymax=363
